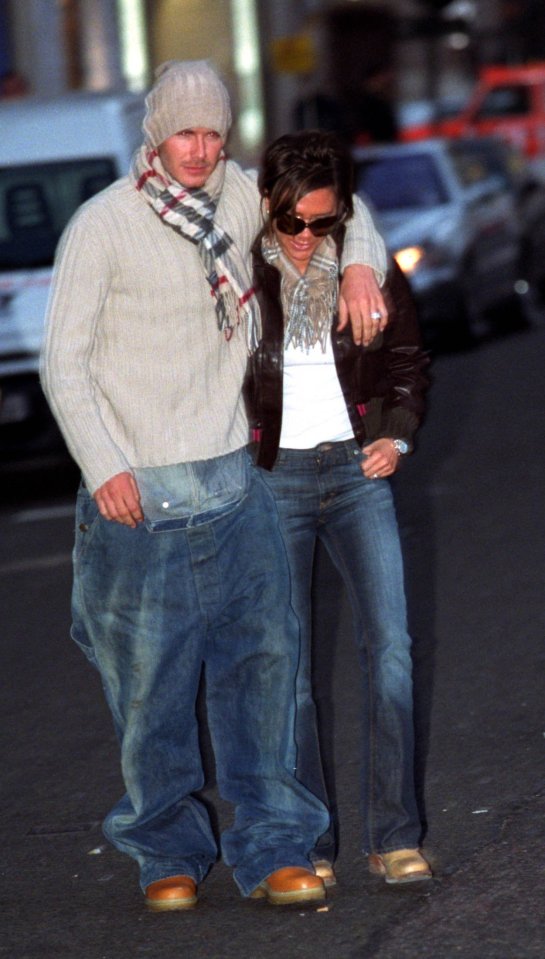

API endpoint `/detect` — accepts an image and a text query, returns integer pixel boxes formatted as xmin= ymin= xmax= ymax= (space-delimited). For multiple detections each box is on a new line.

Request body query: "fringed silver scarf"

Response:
xmin=261 ymin=234 xmax=338 ymax=352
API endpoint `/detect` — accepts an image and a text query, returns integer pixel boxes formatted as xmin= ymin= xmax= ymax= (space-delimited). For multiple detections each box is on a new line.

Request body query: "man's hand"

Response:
xmin=339 ymin=264 xmax=388 ymax=346
xmin=93 ymin=471 xmax=143 ymax=528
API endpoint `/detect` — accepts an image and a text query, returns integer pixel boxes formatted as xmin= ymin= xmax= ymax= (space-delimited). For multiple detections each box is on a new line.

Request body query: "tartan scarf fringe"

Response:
xmin=130 ymin=145 xmax=261 ymax=351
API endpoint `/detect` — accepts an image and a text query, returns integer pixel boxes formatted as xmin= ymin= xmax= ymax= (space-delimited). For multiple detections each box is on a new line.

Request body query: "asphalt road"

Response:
xmin=1 ymin=318 xmax=544 ymax=959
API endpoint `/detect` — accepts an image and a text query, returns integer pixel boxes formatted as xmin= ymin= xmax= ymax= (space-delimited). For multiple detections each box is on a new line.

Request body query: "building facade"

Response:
xmin=1 ymin=0 xmax=542 ymax=159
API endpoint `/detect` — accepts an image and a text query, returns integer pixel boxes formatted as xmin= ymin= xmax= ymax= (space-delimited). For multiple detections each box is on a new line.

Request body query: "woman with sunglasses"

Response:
xmin=244 ymin=130 xmax=431 ymax=888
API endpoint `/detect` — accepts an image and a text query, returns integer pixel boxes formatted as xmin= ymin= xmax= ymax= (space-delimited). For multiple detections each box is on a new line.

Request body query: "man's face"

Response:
xmin=158 ymin=127 xmax=224 ymax=189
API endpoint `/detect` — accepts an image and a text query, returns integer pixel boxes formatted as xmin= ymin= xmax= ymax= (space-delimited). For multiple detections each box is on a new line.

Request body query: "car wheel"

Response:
xmin=519 ymin=232 xmax=545 ymax=306
xmin=486 ymin=291 xmax=530 ymax=337
xmin=451 ymin=290 xmax=488 ymax=349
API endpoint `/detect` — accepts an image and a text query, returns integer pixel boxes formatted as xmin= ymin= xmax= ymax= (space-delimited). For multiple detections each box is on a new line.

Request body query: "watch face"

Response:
xmin=395 ymin=439 xmax=409 ymax=455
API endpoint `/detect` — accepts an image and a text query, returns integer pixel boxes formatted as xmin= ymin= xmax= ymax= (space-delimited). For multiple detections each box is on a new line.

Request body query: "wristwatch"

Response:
xmin=392 ymin=439 xmax=410 ymax=456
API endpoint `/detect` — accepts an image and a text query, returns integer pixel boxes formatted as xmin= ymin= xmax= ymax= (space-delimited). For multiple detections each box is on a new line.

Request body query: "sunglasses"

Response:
xmin=274 ymin=213 xmax=341 ymax=237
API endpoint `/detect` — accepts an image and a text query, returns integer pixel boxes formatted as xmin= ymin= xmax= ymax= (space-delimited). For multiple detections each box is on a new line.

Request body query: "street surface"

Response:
xmin=1 ymin=317 xmax=544 ymax=958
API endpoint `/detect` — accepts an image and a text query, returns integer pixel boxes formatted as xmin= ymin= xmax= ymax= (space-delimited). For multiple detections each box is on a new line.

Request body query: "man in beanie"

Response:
xmin=41 ymin=59 xmax=387 ymax=910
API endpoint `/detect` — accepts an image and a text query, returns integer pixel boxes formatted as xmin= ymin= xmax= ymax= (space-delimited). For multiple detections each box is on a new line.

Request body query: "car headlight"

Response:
xmin=393 ymin=245 xmax=426 ymax=274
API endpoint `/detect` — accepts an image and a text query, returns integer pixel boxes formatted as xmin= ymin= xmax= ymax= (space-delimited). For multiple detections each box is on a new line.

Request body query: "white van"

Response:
xmin=0 ymin=90 xmax=145 ymax=457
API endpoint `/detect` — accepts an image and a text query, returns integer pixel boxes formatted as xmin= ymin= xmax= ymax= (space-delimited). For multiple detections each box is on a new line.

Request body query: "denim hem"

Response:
xmin=233 ymin=850 xmax=314 ymax=898
xmin=363 ymin=837 xmax=422 ymax=856
xmin=310 ymin=850 xmax=335 ymax=865
xmin=139 ymin=860 xmax=211 ymax=891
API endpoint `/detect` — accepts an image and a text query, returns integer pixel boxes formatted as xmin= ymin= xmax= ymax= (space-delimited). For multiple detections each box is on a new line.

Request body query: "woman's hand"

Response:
xmin=360 ymin=439 xmax=401 ymax=479
xmin=338 ymin=264 xmax=388 ymax=346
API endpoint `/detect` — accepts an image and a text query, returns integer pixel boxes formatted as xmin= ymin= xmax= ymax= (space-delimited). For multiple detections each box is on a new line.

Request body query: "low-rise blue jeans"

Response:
xmin=70 ymin=447 xmax=329 ymax=896
xmin=259 ymin=439 xmax=422 ymax=860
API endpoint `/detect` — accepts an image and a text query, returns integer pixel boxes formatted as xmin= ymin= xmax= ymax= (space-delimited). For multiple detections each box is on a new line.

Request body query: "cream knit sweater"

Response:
xmin=41 ymin=160 xmax=385 ymax=493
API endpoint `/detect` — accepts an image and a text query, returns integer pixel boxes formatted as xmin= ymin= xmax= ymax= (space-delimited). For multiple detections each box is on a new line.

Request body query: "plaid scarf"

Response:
xmin=130 ymin=144 xmax=260 ymax=351
xmin=262 ymin=234 xmax=338 ymax=353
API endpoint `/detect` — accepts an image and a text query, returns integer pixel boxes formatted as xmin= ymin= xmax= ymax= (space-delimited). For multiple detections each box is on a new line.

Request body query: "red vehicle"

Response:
xmin=402 ymin=63 xmax=545 ymax=165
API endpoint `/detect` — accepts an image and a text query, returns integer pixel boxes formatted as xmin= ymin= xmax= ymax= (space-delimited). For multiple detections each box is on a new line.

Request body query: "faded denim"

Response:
xmin=259 ymin=439 xmax=421 ymax=858
xmin=70 ymin=448 xmax=329 ymax=895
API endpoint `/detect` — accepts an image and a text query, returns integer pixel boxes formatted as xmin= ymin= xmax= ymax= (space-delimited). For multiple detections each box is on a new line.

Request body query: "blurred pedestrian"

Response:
xmin=41 ymin=61 xmax=387 ymax=910
xmin=245 ymin=129 xmax=431 ymax=887
xmin=348 ymin=67 xmax=398 ymax=145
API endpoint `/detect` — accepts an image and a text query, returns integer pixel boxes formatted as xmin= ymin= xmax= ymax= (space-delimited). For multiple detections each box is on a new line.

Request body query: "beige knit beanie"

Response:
xmin=143 ymin=59 xmax=232 ymax=147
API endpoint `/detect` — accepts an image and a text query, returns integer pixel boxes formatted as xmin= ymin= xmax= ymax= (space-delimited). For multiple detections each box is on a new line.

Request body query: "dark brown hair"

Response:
xmin=258 ymin=130 xmax=354 ymax=237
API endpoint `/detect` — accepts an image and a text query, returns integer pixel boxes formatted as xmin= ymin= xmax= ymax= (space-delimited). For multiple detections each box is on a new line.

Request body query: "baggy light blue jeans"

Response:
xmin=70 ymin=447 xmax=329 ymax=896
xmin=259 ymin=439 xmax=422 ymax=859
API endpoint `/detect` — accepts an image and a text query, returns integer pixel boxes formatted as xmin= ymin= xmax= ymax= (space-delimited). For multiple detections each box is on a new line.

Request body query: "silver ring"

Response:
xmin=373 ymin=473 xmax=379 ymax=479
xmin=370 ymin=311 xmax=382 ymax=320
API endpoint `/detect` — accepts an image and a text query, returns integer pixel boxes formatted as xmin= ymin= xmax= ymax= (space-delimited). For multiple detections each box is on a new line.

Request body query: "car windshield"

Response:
xmin=476 ymin=84 xmax=530 ymax=119
xmin=0 ymin=157 xmax=116 ymax=272
xmin=355 ymin=154 xmax=449 ymax=212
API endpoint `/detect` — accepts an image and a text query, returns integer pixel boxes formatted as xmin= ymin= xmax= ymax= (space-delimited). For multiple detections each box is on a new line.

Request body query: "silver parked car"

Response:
xmin=353 ymin=138 xmax=524 ymax=344
xmin=456 ymin=135 xmax=545 ymax=303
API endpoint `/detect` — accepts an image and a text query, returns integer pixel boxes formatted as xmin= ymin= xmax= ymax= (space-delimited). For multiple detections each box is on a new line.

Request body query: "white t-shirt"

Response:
xmin=279 ymin=334 xmax=354 ymax=449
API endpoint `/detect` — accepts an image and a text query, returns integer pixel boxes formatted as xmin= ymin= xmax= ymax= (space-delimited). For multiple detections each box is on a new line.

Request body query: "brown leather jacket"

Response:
xmin=244 ymin=236 xmax=430 ymax=471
